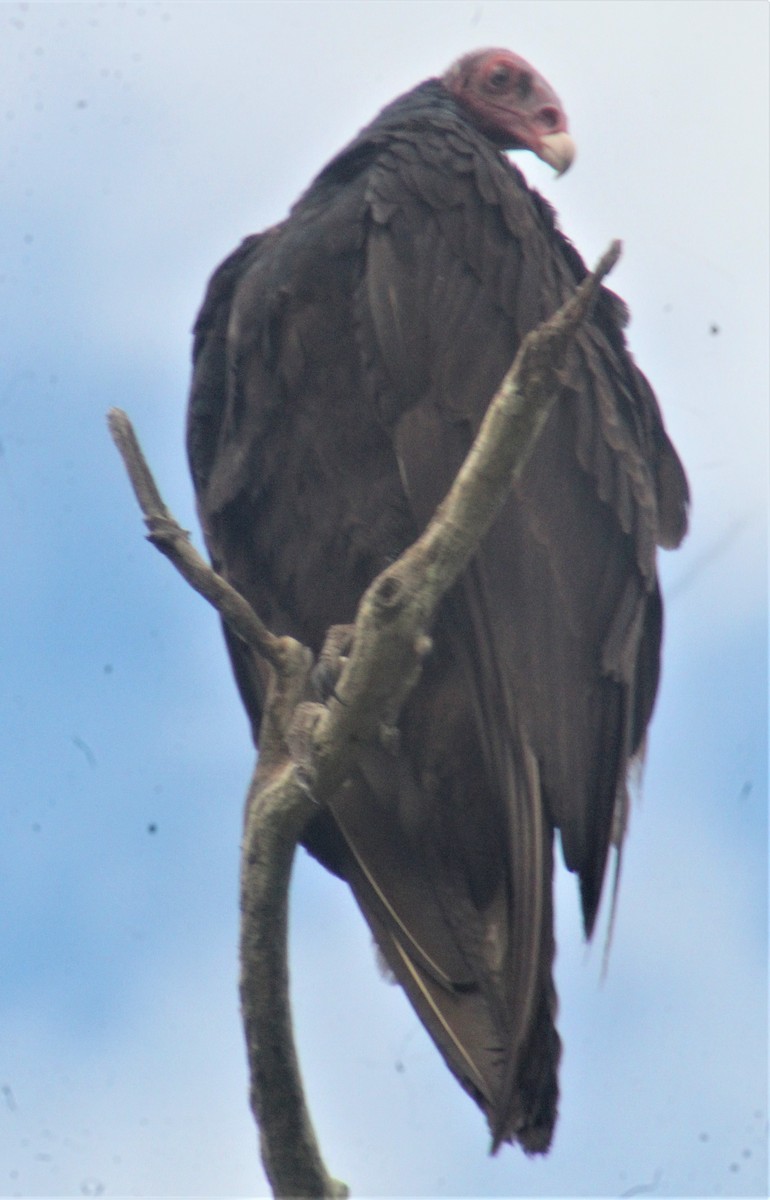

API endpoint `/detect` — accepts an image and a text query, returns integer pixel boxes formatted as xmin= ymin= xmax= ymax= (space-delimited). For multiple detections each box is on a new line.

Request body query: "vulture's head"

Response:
xmin=443 ymin=48 xmax=575 ymax=175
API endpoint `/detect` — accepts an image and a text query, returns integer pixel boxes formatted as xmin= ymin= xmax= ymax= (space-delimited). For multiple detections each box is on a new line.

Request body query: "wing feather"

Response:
xmin=356 ymin=130 xmax=686 ymax=935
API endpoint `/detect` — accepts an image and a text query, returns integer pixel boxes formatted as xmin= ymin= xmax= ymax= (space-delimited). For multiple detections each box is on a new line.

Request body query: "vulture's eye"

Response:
xmin=486 ymin=65 xmax=512 ymax=91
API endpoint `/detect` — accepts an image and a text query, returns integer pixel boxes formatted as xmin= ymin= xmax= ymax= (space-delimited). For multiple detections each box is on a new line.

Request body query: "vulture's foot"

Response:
xmin=312 ymin=623 xmax=356 ymax=702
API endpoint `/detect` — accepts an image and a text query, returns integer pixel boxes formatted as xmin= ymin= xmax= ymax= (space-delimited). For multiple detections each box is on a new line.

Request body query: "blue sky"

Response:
xmin=1 ymin=2 xmax=767 ymax=1197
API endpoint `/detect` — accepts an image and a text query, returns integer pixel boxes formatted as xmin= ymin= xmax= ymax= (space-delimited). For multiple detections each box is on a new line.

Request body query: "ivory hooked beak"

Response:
xmin=538 ymin=131 xmax=576 ymax=175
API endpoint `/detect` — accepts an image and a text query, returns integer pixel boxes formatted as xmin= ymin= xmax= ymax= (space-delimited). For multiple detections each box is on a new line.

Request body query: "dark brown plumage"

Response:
xmin=187 ymin=49 xmax=689 ymax=1153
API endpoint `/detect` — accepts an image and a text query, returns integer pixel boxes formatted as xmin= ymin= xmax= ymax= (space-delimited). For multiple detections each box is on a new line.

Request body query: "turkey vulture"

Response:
xmin=187 ymin=48 xmax=689 ymax=1154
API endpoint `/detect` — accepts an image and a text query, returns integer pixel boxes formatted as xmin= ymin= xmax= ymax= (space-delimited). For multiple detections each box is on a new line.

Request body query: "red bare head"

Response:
xmin=443 ymin=48 xmax=575 ymax=174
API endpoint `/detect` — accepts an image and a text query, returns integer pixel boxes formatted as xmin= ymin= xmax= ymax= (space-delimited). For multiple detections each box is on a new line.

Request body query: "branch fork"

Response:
xmin=108 ymin=243 xmax=620 ymax=1199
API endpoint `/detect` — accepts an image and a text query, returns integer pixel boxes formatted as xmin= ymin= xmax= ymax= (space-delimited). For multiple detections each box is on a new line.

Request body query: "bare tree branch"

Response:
xmin=107 ymin=409 xmax=292 ymax=674
xmin=107 ymin=414 xmax=347 ymax=1198
xmin=108 ymin=242 xmax=620 ymax=1199
xmin=240 ymin=757 xmax=349 ymax=1198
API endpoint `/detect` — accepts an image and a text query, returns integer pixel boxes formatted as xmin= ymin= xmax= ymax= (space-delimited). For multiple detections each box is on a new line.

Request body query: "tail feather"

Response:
xmin=318 ymin=640 xmax=561 ymax=1150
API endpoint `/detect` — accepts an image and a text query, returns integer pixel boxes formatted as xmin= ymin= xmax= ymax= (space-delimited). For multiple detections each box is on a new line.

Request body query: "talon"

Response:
xmin=313 ymin=623 xmax=356 ymax=700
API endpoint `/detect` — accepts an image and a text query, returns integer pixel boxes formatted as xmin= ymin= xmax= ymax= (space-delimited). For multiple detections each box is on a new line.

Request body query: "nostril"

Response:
xmin=539 ymin=106 xmax=560 ymax=130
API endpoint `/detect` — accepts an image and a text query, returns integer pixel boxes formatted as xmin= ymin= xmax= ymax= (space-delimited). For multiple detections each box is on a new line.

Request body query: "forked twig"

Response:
xmin=108 ymin=243 xmax=621 ymax=1199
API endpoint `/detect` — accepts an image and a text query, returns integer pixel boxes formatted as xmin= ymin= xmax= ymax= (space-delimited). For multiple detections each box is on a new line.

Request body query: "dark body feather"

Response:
xmin=187 ymin=76 xmax=688 ymax=1152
